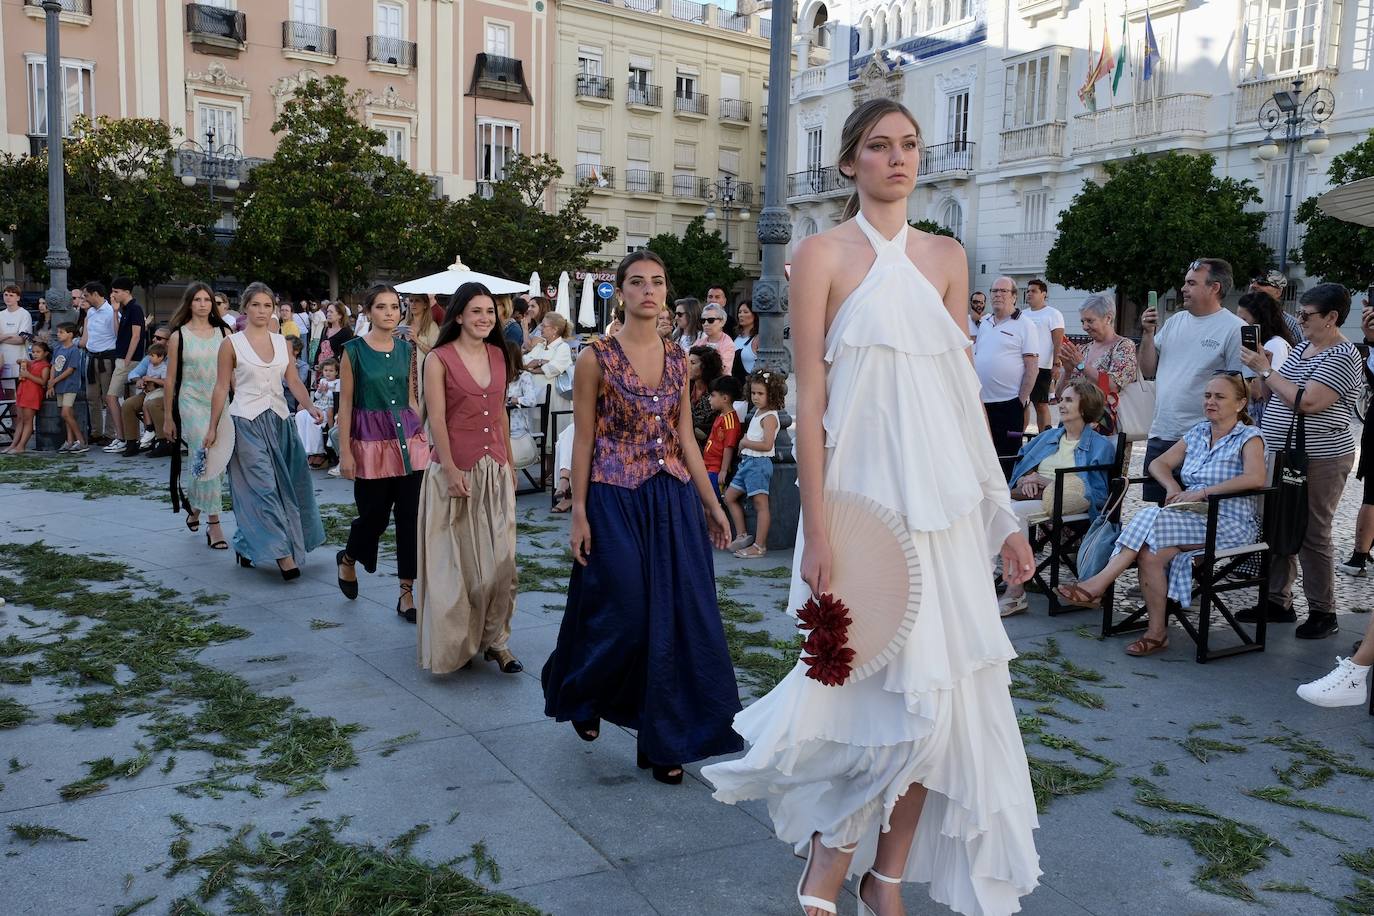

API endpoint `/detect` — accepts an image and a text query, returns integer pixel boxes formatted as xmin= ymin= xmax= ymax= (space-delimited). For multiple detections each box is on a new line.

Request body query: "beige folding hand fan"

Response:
xmin=798 ymin=489 xmax=922 ymax=686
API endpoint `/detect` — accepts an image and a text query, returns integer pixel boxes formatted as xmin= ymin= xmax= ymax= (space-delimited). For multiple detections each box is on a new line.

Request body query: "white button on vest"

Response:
xmin=658 ymin=458 xmax=665 ymax=465
xmin=656 ymin=438 xmax=663 ymax=444
xmin=483 ymin=427 xmax=489 ymax=433
xmin=652 ymin=396 xmax=659 ymax=402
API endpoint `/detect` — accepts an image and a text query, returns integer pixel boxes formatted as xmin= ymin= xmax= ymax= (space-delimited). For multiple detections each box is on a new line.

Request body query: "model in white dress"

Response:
xmin=702 ymin=212 xmax=1041 ymax=915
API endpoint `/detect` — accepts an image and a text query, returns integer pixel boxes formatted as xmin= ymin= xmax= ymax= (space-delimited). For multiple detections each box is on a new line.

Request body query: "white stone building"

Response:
xmin=784 ymin=0 xmax=1369 ymax=327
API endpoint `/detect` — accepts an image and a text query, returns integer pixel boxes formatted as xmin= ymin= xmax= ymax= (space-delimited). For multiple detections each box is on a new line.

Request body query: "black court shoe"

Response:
xmin=484 ymin=647 xmax=524 ymax=674
xmin=336 ymin=550 xmax=359 ymax=600
xmin=572 ymin=718 xmax=600 ymax=742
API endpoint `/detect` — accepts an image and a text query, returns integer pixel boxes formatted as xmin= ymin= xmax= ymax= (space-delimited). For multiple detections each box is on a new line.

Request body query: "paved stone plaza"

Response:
xmin=2 ymin=451 xmax=1373 ymax=915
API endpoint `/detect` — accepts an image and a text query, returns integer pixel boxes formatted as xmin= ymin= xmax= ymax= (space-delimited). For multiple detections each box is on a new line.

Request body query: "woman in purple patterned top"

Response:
xmin=542 ymin=250 xmax=742 ymax=787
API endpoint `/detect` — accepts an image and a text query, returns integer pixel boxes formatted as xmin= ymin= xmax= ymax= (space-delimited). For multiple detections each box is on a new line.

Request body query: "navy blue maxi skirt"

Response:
xmin=542 ymin=473 xmax=744 ymax=766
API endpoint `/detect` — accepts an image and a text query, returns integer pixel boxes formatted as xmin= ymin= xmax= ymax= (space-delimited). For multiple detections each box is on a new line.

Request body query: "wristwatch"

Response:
xmin=1261 ymin=369 xmax=1272 ymax=380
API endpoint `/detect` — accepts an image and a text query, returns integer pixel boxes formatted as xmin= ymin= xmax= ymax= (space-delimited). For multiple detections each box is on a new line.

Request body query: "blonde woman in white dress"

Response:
xmin=702 ymin=99 xmax=1041 ymax=916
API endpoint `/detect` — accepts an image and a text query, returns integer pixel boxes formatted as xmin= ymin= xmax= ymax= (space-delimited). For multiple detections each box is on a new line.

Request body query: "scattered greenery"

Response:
xmin=1243 ymin=786 xmax=1370 ymax=820
xmin=319 ymin=503 xmax=394 ymax=553
xmin=517 ymin=556 xmax=569 ymax=594
xmin=718 ymin=595 xmax=799 ymax=696
xmin=8 ymin=823 xmax=88 ymax=845
xmin=0 ymin=457 xmax=154 ymax=501
xmin=162 ymin=815 xmax=542 ymax=914
xmin=0 ymin=696 xmax=33 ymax=728
xmin=1177 ymin=736 xmax=1247 ymax=764
xmin=308 ymin=619 xmax=343 ymax=631
xmin=1296 ymin=818 xmax=1347 ymax=844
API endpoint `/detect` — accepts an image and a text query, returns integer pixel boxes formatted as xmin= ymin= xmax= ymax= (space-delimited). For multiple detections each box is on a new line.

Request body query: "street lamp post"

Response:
xmin=705 ymin=176 xmax=752 ymax=259
xmin=41 ymin=0 xmax=73 ymax=327
xmin=178 ymin=128 xmax=243 ymax=246
xmin=1255 ymin=77 xmax=1333 ymax=274
xmin=756 ymin=2 xmax=793 ymax=378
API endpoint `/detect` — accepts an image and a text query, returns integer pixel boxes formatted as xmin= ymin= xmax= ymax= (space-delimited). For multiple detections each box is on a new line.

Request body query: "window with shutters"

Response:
xmin=627 ymin=135 xmax=652 ymax=162
xmin=486 ymin=22 xmax=512 ymax=58
xmin=477 ymin=119 xmax=520 ymax=181
xmin=1002 ymin=49 xmax=1070 ymax=130
xmin=578 ymin=48 xmax=603 ymax=76
xmin=378 ymin=124 xmax=407 ymax=163
xmin=720 ymin=71 xmax=741 ymax=101
xmin=805 ymin=127 xmax=823 ymax=173
xmin=674 ymin=142 xmax=696 ymax=170
xmin=375 ymin=2 xmax=402 ymax=38
xmin=197 ymin=102 xmax=240 ymax=150
xmin=1021 ymin=189 xmax=1049 ymax=233
xmin=26 ymin=56 xmax=94 ymax=137
xmin=946 ymin=90 xmax=970 ymax=145
xmin=940 ymin=199 xmax=963 ymax=240
xmin=626 ymin=215 xmax=653 ymax=253
xmin=1243 ymin=0 xmax=1333 ymax=77
xmin=675 ymin=71 xmax=697 ymax=100
xmin=293 ymin=0 xmax=321 ymax=24
xmin=577 ymin=128 xmax=602 ymax=168
xmin=719 ymin=148 xmax=741 ymax=176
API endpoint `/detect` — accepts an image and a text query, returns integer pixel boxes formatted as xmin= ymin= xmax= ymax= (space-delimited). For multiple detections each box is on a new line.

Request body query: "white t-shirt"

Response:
xmin=1264 ymin=335 xmax=1292 ymax=373
xmin=84 ymin=301 xmax=117 ymax=352
xmin=0 ymin=306 xmax=33 ymax=377
xmin=1150 ymin=307 xmax=1245 ymax=440
xmin=973 ymin=313 xmax=1038 ymax=403
xmin=1023 ymin=304 xmax=1066 ymax=370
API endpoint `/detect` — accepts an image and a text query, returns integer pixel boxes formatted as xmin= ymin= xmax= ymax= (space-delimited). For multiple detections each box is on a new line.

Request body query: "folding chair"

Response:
xmin=0 ymin=389 xmax=14 ymax=443
xmin=1100 ymin=454 xmax=1282 ymax=663
xmin=509 ymin=399 xmax=548 ymax=496
xmin=998 ymin=432 xmax=1126 ymax=616
xmin=546 ymin=408 xmax=574 ymax=508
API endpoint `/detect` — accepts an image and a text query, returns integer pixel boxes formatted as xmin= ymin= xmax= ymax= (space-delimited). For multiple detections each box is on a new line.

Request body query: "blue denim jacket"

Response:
xmin=1008 ymin=426 xmax=1116 ymax=520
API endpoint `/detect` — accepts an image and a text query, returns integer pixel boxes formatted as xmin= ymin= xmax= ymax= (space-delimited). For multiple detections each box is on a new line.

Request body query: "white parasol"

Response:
xmin=555 ymin=271 xmax=572 ymax=320
xmin=395 ymin=257 xmax=529 ymax=296
xmin=1317 ymin=176 xmax=1374 ymax=228
xmin=577 ymin=273 xmax=597 ymax=329
xmin=527 ymin=270 xmax=541 ymax=299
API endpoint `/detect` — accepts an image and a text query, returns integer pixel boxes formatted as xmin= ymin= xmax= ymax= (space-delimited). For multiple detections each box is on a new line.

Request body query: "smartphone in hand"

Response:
xmin=1241 ymin=324 xmax=1260 ymax=352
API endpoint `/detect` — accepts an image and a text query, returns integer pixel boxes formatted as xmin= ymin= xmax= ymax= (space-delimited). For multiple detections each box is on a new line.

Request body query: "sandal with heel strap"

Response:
xmin=858 ymin=869 xmax=903 ymax=916
xmin=636 ymin=749 xmax=684 ymax=786
xmin=396 ymin=582 xmax=416 ymax=623
xmin=796 ymin=833 xmax=857 ymax=915
xmin=204 ymin=530 xmax=228 ymax=551
xmin=185 ymin=510 xmax=200 ymax=533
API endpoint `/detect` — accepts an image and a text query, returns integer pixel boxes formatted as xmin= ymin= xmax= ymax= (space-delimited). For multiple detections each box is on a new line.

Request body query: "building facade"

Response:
xmin=784 ymin=0 xmax=1370 ymax=327
xmin=1 ymin=0 xmax=554 ymax=226
xmin=552 ymin=0 xmax=772 ymax=270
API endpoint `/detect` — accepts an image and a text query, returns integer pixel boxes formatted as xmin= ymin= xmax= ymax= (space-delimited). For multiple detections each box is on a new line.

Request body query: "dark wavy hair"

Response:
xmin=689 ymin=344 xmax=724 ymax=387
xmin=1236 ymin=291 xmax=1295 ymax=348
xmin=434 ymin=282 xmax=521 ymax=381
xmin=168 ymin=282 xmax=232 ymax=333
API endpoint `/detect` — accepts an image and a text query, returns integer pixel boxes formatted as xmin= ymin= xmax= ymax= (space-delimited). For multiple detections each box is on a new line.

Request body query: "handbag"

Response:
xmin=1272 ymin=388 xmax=1309 ymax=557
xmin=1117 ymin=378 xmax=1156 ymax=443
xmin=1076 ymin=480 xmax=1127 ymax=580
xmin=555 ymin=363 xmax=575 ymax=398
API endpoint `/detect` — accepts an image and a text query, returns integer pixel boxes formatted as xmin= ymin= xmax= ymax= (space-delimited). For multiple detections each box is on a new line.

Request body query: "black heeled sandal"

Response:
xmin=235 ymin=552 xmax=253 ymax=568
xmin=572 ymin=718 xmax=600 ymax=742
xmin=337 ymin=550 xmax=358 ymax=600
xmin=185 ymin=510 xmax=200 ymax=533
xmin=277 ymin=560 xmax=301 ymax=581
xmin=636 ymin=749 xmax=684 ymax=786
xmin=204 ymin=530 xmax=228 ymax=551
xmin=396 ymin=583 xmax=416 ymax=623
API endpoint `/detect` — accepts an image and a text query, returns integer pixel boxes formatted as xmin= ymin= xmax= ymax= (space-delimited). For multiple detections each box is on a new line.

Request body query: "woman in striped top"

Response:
xmin=1241 ymin=283 xmax=1365 ymax=641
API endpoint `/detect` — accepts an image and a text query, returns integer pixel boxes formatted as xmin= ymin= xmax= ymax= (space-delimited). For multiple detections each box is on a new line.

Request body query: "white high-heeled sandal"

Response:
xmin=857 ymin=868 xmax=902 ymax=916
xmin=796 ymin=834 xmax=856 ymax=915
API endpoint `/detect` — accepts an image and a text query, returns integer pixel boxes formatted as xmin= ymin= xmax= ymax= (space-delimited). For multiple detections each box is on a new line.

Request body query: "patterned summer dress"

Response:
xmin=176 ymin=326 xmax=227 ymax=515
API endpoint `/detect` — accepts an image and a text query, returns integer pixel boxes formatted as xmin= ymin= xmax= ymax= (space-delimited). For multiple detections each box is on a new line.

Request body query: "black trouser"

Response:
xmin=984 ymin=397 xmax=1027 ymax=462
xmin=347 ymin=472 xmax=423 ymax=579
xmin=1141 ymin=436 xmax=1182 ymax=505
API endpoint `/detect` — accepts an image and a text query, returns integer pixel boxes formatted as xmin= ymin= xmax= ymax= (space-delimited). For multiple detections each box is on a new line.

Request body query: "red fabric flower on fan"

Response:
xmin=795 ymin=593 xmax=854 ymax=687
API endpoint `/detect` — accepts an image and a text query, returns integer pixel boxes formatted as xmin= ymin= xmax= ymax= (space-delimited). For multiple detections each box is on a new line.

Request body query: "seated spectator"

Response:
xmin=1055 ymin=293 xmax=1138 ymax=436
xmin=695 ymin=303 xmax=736 ymax=373
xmin=525 ymin=312 xmax=575 ymax=442
xmin=1235 ymin=290 xmax=1295 ymax=428
xmin=1057 ymin=373 xmax=1266 ymax=656
xmin=1239 ymin=282 xmax=1366 ymax=639
xmin=283 ymin=336 xmax=308 ymax=412
xmin=120 ymin=335 xmax=171 ymax=456
xmin=702 ymin=376 xmax=745 ymax=495
xmin=689 ymin=344 xmax=724 ymax=445
xmin=300 ymin=358 xmax=339 ymax=469
xmin=998 ymin=379 xmax=1117 ymax=617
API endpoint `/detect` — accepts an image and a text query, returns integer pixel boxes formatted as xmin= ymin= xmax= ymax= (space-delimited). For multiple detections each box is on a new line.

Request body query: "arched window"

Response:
xmin=797 ymin=216 xmax=820 ymax=240
xmin=860 ymin=16 xmax=873 ymax=50
xmin=940 ymin=199 xmax=963 ymax=240
xmin=876 ymin=11 xmax=887 ymax=47
xmin=812 ymin=4 xmax=830 ymax=47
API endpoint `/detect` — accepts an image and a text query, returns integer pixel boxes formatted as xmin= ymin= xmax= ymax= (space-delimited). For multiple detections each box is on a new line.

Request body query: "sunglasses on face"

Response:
xmin=675 ymin=311 xmax=685 ymax=317
xmin=703 ymin=317 xmax=722 ymax=324
xmin=1297 ymin=309 xmax=1324 ymax=323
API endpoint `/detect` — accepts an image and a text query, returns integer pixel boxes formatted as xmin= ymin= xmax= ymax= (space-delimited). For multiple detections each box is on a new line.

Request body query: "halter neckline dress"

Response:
xmin=702 ymin=212 xmax=1041 ymax=916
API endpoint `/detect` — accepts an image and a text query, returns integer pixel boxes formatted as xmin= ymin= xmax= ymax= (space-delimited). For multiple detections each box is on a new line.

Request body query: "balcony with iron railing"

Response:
xmin=626 ymin=169 xmax=664 ymax=194
xmin=282 ymin=20 xmax=337 ymax=58
xmin=787 ymin=167 xmax=849 ymax=199
xmin=574 ymin=163 xmax=615 ymax=189
xmin=186 ymin=3 xmax=246 ymax=52
xmin=470 ymin=54 xmax=533 ymax=104
xmin=761 ymin=17 xmax=772 ymax=39
xmin=627 ymin=83 xmax=663 ymax=109
xmin=1000 ymin=230 xmax=1056 ymax=273
xmin=999 ymin=121 xmax=1067 ymax=163
xmin=720 ymin=11 xmax=750 ymax=32
xmin=1072 ymin=93 xmax=1210 ymax=154
xmin=720 ymin=98 xmax=752 ymax=122
xmin=671 ymin=0 xmax=706 ymax=21
xmin=575 ymin=74 xmax=614 ymax=101
xmin=624 ymin=0 xmax=660 ymax=11
xmin=918 ymin=141 xmax=975 ymax=179
xmin=674 ymin=92 xmax=709 ymax=116
xmin=23 ymin=0 xmax=92 ymax=16
xmin=367 ymin=35 xmax=416 ymax=69
xmin=1235 ymin=68 xmax=1338 ymax=126
xmin=673 ymin=175 xmax=711 ymax=199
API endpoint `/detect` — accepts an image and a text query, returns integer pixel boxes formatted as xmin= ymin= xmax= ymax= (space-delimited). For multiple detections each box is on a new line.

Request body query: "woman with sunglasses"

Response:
xmin=1240 ymin=283 xmax=1365 ymax=644
xmin=694 ymin=302 xmax=736 ymax=373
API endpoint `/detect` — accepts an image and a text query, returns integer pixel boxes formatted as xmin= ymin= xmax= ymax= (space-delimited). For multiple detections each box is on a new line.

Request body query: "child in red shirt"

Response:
xmin=702 ymin=376 xmax=744 ymax=494
xmin=7 ymin=339 xmax=50 ymax=455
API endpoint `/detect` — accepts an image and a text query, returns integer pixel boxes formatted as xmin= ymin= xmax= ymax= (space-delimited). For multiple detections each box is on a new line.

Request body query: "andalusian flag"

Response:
xmin=1142 ymin=10 xmax=1161 ymax=81
xmin=1112 ymin=16 xmax=1128 ymax=96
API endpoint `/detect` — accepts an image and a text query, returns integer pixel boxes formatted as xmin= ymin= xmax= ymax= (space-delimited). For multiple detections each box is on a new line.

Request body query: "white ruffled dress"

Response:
xmin=701 ymin=213 xmax=1041 ymax=916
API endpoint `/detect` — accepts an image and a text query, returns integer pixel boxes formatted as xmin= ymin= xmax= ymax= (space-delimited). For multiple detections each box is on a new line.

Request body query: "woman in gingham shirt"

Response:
xmin=1057 ymin=373 xmax=1267 ymax=656
xmin=1240 ymin=282 xmax=1366 ymax=640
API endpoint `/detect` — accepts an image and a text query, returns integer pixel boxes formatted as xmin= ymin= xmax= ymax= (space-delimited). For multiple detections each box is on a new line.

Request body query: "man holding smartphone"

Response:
xmin=1137 ymin=258 xmax=1247 ymax=504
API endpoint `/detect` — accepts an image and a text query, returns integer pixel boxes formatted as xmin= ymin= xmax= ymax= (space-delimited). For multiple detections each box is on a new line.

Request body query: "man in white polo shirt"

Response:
xmin=0 ymin=285 xmax=33 ymax=399
xmin=974 ymin=276 xmax=1039 ymax=459
xmin=79 ymin=281 xmax=119 ymax=442
xmin=1022 ymin=278 xmax=1065 ymax=433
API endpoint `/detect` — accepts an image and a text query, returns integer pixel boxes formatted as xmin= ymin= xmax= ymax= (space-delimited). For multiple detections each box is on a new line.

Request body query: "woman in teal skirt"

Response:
xmin=205 ymin=282 xmax=324 ymax=580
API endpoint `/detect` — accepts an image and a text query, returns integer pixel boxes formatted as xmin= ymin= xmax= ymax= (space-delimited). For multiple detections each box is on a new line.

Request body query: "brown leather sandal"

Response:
xmin=1055 ymin=583 xmax=1101 ymax=608
xmin=1125 ymin=635 xmax=1169 ymax=657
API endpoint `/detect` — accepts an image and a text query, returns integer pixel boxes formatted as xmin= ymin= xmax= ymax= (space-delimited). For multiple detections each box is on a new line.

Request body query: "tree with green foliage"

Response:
xmin=0 ymin=116 xmax=217 ymax=289
xmin=910 ymin=219 xmax=956 ymax=241
xmin=436 ymin=155 xmax=619 ymax=283
xmin=1297 ymin=130 xmax=1374 ymax=290
xmin=230 ymin=75 xmax=441 ymax=298
xmin=1047 ymin=152 xmax=1269 ymax=311
xmin=646 ymin=216 xmax=746 ymax=300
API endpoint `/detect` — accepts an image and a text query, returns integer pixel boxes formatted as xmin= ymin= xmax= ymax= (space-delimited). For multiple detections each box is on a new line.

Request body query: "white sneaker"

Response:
xmin=138 ymin=429 xmax=155 ymax=448
xmin=1297 ymin=657 xmax=1370 ymax=708
xmin=327 ymin=465 xmax=341 ymax=477
xmin=57 ymin=442 xmax=72 ymax=453
xmin=102 ymin=438 xmax=126 ymax=452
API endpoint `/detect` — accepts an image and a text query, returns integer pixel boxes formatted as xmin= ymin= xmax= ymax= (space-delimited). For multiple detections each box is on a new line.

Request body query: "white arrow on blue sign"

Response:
xmin=596 ymin=282 xmax=614 ymax=299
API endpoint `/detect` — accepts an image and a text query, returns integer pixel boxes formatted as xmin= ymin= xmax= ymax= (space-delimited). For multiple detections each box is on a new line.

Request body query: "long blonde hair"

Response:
xmin=838 ymin=98 xmax=923 ymax=222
